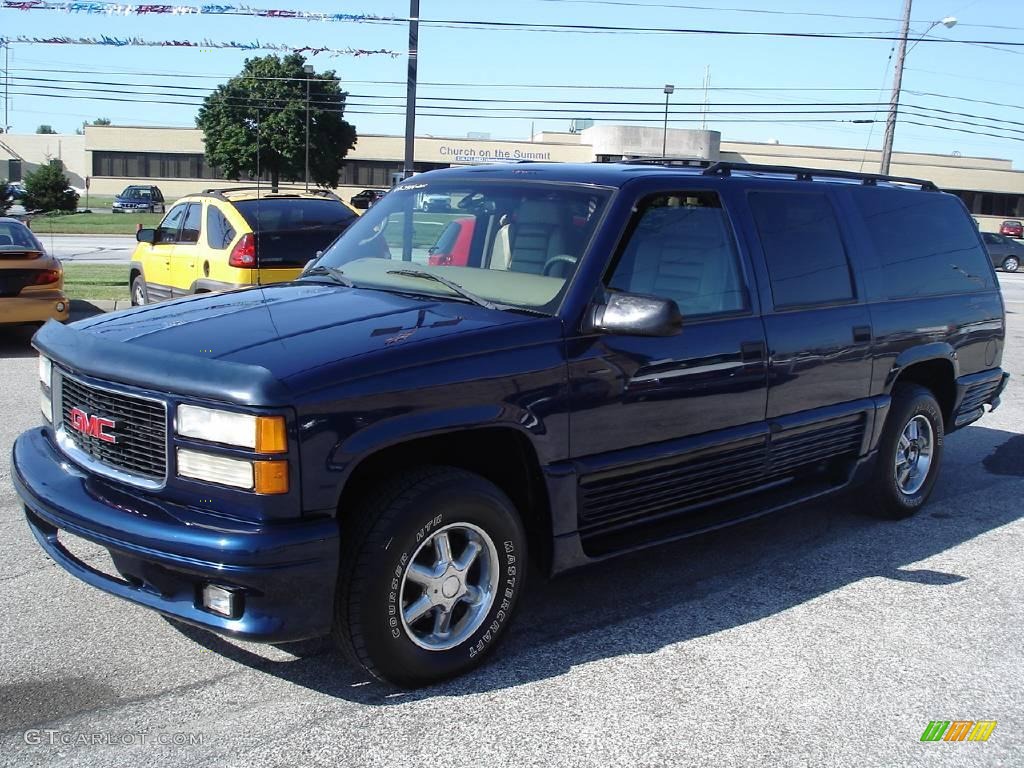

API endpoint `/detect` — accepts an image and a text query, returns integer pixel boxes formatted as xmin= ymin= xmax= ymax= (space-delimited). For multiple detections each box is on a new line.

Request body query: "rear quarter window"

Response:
xmin=855 ymin=190 xmax=996 ymax=299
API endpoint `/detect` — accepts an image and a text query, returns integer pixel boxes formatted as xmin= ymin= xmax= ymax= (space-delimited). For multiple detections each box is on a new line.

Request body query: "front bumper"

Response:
xmin=0 ymin=292 xmax=70 ymax=324
xmin=12 ymin=427 xmax=339 ymax=642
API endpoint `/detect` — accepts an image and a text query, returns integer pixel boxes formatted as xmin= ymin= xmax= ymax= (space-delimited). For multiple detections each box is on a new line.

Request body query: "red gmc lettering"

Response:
xmin=68 ymin=408 xmax=117 ymax=444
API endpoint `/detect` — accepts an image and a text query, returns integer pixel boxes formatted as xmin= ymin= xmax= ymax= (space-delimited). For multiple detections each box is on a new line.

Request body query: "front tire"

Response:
xmin=1003 ymin=255 xmax=1020 ymax=273
xmin=863 ymin=384 xmax=944 ymax=519
xmin=333 ymin=467 xmax=527 ymax=687
xmin=131 ymin=275 xmax=148 ymax=306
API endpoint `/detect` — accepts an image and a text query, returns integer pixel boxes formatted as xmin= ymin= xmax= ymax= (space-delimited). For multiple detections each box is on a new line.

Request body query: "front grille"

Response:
xmin=59 ymin=372 xmax=167 ymax=483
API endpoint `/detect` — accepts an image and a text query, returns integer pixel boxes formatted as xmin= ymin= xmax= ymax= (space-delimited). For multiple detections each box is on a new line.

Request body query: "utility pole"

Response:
xmin=662 ymin=84 xmax=674 ymax=159
xmin=880 ymin=0 xmax=912 ymax=175
xmin=402 ymin=0 xmax=420 ymax=180
xmin=3 ymin=41 xmax=9 ymax=133
xmin=303 ymin=63 xmax=314 ymax=191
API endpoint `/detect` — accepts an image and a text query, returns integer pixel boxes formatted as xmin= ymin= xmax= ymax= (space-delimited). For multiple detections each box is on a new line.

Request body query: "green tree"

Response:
xmin=0 ymin=180 xmax=10 ymax=216
xmin=197 ymin=54 xmax=356 ymax=188
xmin=36 ymin=125 xmax=57 ymax=134
xmin=92 ymin=117 xmax=112 ymax=126
xmin=24 ymin=160 xmax=79 ymax=212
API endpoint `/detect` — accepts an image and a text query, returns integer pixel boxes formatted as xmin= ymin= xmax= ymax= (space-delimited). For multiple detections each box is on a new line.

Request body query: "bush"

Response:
xmin=0 ymin=180 xmax=10 ymax=216
xmin=24 ymin=161 xmax=79 ymax=213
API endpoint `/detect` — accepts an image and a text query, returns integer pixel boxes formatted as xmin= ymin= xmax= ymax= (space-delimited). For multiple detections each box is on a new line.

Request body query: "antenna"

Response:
xmin=255 ymin=111 xmax=261 ymax=287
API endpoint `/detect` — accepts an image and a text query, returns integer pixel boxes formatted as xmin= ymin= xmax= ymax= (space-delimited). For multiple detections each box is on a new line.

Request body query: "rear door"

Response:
xmin=738 ymin=185 xmax=874 ymax=452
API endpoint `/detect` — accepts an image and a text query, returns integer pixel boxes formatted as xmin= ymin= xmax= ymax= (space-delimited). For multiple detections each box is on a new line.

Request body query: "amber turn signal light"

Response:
xmin=255 ymin=416 xmax=287 ymax=453
xmin=254 ymin=460 xmax=289 ymax=494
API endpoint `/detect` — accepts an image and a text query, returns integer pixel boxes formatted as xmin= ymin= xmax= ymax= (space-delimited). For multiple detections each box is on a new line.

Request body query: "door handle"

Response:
xmin=853 ymin=325 xmax=872 ymax=344
xmin=740 ymin=340 xmax=765 ymax=362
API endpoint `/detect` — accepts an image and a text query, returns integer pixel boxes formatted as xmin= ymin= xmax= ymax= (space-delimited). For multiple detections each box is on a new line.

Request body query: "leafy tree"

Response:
xmin=36 ymin=125 xmax=57 ymax=134
xmin=24 ymin=160 xmax=79 ymax=212
xmin=92 ymin=117 xmax=112 ymax=126
xmin=197 ymin=54 xmax=356 ymax=188
xmin=0 ymin=180 xmax=10 ymax=216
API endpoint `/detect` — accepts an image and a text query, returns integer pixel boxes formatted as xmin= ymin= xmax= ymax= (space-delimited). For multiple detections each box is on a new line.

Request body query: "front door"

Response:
xmin=169 ymin=202 xmax=203 ymax=296
xmin=567 ymin=187 xmax=768 ymax=540
xmin=144 ymin=203 xmax=188 ymax=300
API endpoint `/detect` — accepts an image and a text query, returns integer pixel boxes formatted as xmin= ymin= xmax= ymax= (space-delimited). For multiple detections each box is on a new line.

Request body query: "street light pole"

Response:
xmin=662 ymin=84 xmax=674 ymax=159
xmin=403 ymin=0 xmax=420 ymax=180
xmin=303 ymin=63 xmax=314 ymax=191
xmin=880 ymin=3 xmax=957 ymax=175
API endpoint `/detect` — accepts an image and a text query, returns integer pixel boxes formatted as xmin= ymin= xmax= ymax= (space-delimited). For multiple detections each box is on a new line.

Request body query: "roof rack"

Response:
xmin=200 ymin=186 xmax=342 ymax=201
xmin=617 ymin=157 xmax=714 ymax=168
xmin=702 ymin=162 xmax=939 ymax=191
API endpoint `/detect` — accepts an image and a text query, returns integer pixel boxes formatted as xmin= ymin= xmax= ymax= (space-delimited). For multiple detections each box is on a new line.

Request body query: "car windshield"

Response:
xmin=311 ymin=180 xmax=612 ymax=313
xmin=122 ymin=188 xmax=150 ymax=200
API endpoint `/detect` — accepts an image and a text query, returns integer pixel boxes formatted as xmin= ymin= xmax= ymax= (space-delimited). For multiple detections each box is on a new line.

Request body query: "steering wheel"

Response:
xmin=542 ymin=254 xmax=578 ymax=277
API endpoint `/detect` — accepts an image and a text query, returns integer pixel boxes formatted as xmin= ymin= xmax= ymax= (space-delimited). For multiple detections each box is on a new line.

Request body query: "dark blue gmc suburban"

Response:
xmin=12 ymin=161 xmax=1008 ymax=686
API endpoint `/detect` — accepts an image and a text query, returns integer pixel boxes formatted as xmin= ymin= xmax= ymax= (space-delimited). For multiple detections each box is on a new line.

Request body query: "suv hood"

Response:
xmin=37 ymin=283 xmax=536 ymax=403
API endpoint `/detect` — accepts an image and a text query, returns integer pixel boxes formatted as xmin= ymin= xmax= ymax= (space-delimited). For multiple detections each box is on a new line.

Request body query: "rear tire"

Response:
xmin=863 ymin=384 xmax=944 ymax=519
xmin=332 ymin=467 xmax=527 ymax=687
xmin=131 ymin=275 xmax=148 ymax=306
xmin=1003 ymin=256 xmax=1019 ymax=273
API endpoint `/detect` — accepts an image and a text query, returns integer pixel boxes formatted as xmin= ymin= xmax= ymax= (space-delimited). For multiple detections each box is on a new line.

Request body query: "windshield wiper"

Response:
xmin=386 ymin=269 xmax=499 ymax=310
xmin=301 ymin=264 xmax=355 ymax=287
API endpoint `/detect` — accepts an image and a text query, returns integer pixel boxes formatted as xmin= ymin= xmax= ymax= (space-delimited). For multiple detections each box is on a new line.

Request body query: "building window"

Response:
xmin=92 ymin=151 xmax=224 ymax=180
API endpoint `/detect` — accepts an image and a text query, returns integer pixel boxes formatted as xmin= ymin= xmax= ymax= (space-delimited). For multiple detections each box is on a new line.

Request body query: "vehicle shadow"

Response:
xmin=166 ymin=425 xmax=1024 ymax=705
xmin=0 ymin=324 xmax=41 ymax=359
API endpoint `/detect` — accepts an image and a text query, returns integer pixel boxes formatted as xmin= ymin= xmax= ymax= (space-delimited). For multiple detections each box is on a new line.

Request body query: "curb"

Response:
xmin=70 ymin=298 xmax=132 ymax=316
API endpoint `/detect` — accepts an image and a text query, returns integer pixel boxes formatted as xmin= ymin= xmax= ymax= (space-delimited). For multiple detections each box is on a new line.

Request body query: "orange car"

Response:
xmin=0 ymin=217 xmax=69 ymax=325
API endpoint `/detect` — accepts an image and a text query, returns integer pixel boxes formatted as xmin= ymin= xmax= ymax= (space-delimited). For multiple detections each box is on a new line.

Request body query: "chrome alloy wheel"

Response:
xmin=399 ymin=523 xmax=500 ymax=651
xmin=895 ymin=414 xmax=934 ymax=495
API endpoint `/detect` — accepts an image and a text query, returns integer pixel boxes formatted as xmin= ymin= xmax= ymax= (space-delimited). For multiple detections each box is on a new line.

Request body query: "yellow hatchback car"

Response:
xmin=129 ymin=187 xmax=359 ymax=305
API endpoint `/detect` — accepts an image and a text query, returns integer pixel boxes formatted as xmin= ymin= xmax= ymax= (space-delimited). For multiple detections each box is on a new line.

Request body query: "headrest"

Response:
xmin=516 ymin=200 xmax=564 ymax=226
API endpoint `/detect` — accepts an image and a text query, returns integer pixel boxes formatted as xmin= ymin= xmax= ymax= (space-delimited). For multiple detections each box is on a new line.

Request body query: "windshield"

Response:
xmin=311 ymin=180 xmax=611 ymax=313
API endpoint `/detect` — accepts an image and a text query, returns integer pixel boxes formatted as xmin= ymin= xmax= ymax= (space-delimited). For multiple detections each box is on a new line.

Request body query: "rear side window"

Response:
xmin=206 ymin=205 xmax=236 ymax=250
xmin=855 ymin=190 xmax=996 ymax=298
xmin=749 ymin=191 xmax=854 ymax=308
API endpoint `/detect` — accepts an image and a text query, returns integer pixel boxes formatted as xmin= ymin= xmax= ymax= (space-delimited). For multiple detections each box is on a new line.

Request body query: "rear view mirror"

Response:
xmin=136 ymin=228 xmax=157 ymax=244
xmin=586 ymin=291 xmax=683 ymax=337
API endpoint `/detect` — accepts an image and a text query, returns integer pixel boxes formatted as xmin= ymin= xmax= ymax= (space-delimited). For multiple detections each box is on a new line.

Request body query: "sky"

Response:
xmin=2 ymin=0 xmax=1023 ymax=167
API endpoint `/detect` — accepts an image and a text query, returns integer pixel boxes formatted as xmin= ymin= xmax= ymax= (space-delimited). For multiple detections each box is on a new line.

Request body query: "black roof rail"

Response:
xmin=617 ymin=157 xmax=715 ymax=168
xmin=199 ymin=186 xmax=342 ymax=200
xmin=702 ymin=161 xmax=939 ymax=191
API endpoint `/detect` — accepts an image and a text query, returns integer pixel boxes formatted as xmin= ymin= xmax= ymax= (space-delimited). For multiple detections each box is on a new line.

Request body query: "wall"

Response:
xmin=0 ymin=134 xmax=87 ymax=187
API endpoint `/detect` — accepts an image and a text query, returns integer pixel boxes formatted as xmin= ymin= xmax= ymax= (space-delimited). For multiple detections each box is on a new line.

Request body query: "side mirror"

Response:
xmin=585 ymin=291 xmax=683 ymax=337
xmin=136 ymin=228 xmax=157 ymax=244
xmin=302 ymin=258 xmax=317 ymax=274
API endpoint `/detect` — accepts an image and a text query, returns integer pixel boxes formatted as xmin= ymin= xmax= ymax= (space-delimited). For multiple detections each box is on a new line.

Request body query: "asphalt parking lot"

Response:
xmin=1 ymin=275 xmax=1022 ymax=768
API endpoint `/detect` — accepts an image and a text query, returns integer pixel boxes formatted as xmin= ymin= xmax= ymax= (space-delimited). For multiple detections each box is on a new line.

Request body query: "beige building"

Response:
xmin=3 ymin=123 xmax=1024 ymax=232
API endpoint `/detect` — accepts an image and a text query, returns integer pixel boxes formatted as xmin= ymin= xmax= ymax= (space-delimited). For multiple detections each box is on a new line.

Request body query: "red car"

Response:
xmin=427 ymin=217 xmax=475 ymax=266
xmin=998 ymin=219 xmax=1022 ymax=238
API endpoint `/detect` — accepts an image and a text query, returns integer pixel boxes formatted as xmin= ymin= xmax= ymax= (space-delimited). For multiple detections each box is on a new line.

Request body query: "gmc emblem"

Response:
xmin=68 ymin=407 xmax=117 ymax=444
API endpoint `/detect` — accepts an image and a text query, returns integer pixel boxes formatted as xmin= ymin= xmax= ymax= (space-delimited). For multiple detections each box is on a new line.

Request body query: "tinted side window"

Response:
xmin=206 ymin=205 xmax=236 ymax=250
xmin=179 ymin=203 xmax=202 ymax=245
xmin=855 ymin=190 xmax=996 ymax=298
xmin=749 ymin=191 xmax=854 ymax=308
xmin=607 ymin=191 xmax=749 ymax=317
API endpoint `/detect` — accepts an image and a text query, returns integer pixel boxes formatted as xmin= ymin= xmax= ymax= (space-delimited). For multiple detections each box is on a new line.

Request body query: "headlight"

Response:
xmin=38 ymin=356 xmax=51 ymax=389
xmin=176 ymin=405 xmax=286 ymax=452
xmin=38 ymin=356 xmax=52 ymax=422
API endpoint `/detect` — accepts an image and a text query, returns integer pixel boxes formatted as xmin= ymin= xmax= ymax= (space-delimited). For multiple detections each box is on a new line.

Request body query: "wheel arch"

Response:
xmin=336 ymin=425 xmax=553 ymax=572
xmin=887 ymin=347 xmax=958 ymax=426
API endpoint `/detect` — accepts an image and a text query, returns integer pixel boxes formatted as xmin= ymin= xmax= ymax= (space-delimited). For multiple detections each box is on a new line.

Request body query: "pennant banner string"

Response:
xmin=0 ymin=2 xmax=396 ymax=23
xmin=0 ymin=34 xmax=401 ymax=57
